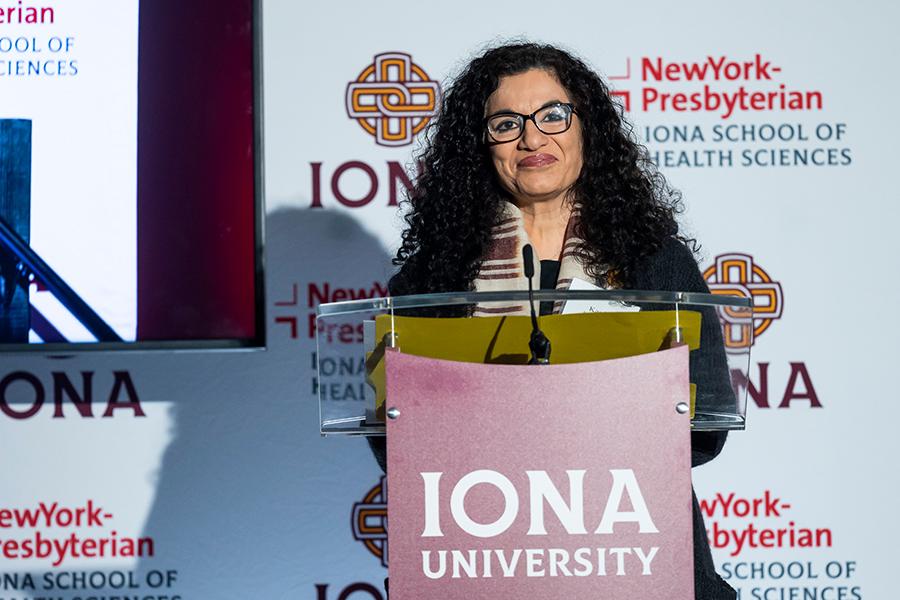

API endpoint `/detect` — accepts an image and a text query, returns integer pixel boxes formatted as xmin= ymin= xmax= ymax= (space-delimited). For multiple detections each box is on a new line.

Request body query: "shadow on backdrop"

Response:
xmin=130 ymin=208 xmax=394 ymax=597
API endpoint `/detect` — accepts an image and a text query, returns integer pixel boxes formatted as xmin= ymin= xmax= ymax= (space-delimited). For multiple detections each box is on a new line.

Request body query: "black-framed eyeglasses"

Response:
xmin=484 ymin=102 xmax=577 ymax=144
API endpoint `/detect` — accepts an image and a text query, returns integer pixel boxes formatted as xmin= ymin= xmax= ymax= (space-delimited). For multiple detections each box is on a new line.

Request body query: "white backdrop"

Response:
xmin=2 ymin=1 xmax=898 ymax=598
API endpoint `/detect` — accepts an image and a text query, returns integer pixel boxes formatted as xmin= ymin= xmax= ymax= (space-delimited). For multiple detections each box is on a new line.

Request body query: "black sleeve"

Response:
xmin=633 ymin=238 xmax=734 ymax=467
xmin=368 ymin=436 xmax=387 ymax=473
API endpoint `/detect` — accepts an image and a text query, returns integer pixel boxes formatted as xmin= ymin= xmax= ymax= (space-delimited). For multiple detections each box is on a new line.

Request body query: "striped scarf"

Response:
xmin=473 ymin=202 xmax=595 ymax=316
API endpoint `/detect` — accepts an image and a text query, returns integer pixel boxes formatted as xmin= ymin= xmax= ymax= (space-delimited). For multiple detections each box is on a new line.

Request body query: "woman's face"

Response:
xmin=485 ymin=68 xmax=583 ymax=208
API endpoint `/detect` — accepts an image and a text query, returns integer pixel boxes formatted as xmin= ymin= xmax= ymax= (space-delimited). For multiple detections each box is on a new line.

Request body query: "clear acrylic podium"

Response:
xmin=314 ymin=290 xmax=752 ymax=435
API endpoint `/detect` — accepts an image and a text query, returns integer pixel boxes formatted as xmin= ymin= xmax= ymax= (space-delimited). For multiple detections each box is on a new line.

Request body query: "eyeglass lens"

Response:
xmin=487 ymin=104 xmax=573 ymax=142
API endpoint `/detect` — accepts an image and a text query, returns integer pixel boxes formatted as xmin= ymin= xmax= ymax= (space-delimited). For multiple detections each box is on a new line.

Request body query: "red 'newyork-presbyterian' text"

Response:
xmin=0 ymin=500 xmax=154 ymax=566
xmin=700 ymin=491 xmax=832 ymax=557
xmin=637 ymin=55 xmax=823 ymax=119
xmin=0 ymin=1 xmax=54 ymax=24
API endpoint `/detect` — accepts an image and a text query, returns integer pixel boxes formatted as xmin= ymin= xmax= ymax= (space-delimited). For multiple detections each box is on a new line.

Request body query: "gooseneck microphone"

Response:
xmin=522 ymin=244 xmax=551 ymax=365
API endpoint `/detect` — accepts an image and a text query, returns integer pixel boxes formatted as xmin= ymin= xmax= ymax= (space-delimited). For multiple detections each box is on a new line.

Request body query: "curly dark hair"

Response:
xmin=392 ymin=42 xmax=687 ymax=295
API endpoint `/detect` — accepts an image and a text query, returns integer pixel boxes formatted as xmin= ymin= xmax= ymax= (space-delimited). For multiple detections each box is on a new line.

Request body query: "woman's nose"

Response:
xmin=518 ymin=118 xmax=548 ymax=150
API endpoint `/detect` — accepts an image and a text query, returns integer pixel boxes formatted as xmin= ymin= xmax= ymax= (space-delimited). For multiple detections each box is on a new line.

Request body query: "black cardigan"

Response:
xmin=369 ymin=237 xmax=736 ymax=599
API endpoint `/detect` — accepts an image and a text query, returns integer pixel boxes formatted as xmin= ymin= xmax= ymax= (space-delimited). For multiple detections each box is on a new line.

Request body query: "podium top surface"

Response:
xmin=316 ymin=289 xmax=751 ymax=316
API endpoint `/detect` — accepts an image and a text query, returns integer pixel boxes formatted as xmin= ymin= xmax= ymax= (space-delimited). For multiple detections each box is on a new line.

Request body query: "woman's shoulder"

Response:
xmin=632 ymin=237 xmax=708 ymax=293
xmin=649 ymin=236 xmax=698 ymax=266
xmin=388 ymin=269 xmax=410 ymax=296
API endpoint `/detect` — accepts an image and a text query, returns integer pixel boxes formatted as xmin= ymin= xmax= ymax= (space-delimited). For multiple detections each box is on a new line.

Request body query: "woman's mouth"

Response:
xmin=518 ymin=154 xmax=558 ymax=168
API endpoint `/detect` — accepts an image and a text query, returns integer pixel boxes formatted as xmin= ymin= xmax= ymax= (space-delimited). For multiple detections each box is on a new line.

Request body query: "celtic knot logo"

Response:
xmin=703 ymin=253 xmax=783 ymax=353
xmin=352 ymin=477 xmax=388 ymax=568
xmin=346 ymin=52 xmax=441 ymax=147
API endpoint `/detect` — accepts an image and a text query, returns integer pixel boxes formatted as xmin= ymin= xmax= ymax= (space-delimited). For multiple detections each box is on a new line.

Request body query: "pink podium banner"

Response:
xmin=385 ymin=346 xmax=694 ymax=599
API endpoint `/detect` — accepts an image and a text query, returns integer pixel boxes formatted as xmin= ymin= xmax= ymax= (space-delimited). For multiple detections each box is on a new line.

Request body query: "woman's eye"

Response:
xmin=541 ymin=109 xmax=566 ymax=122
xmin=494 ymin=118 xmax=520 ymax=132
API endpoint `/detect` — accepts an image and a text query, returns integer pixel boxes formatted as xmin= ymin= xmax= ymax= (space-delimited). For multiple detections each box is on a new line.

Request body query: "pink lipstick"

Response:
xmin=518 ymin=153 xmax=558 ymax=168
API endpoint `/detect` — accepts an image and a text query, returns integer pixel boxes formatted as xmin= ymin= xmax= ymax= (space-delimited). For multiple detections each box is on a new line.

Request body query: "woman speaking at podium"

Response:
xmin=374 ymin=42 xmax=735 ymax=599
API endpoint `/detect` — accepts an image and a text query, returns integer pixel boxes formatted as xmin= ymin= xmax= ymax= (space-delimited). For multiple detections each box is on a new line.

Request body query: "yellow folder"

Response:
xmin=367 ymin=311 xmax=701 ymax=420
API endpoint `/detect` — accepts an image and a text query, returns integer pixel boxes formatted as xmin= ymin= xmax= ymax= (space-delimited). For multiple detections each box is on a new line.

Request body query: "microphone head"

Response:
xmin=522 ymin=244 xmax=535 ymax=278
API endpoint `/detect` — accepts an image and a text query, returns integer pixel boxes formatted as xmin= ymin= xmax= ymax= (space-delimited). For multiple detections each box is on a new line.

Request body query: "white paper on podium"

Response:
xmin=561 ymin=277 xmax=641 ymax=314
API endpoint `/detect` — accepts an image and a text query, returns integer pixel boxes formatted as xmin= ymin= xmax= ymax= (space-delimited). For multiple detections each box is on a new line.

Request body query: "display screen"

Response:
xmin=0 ymin=0 xmax=263 ymax=349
